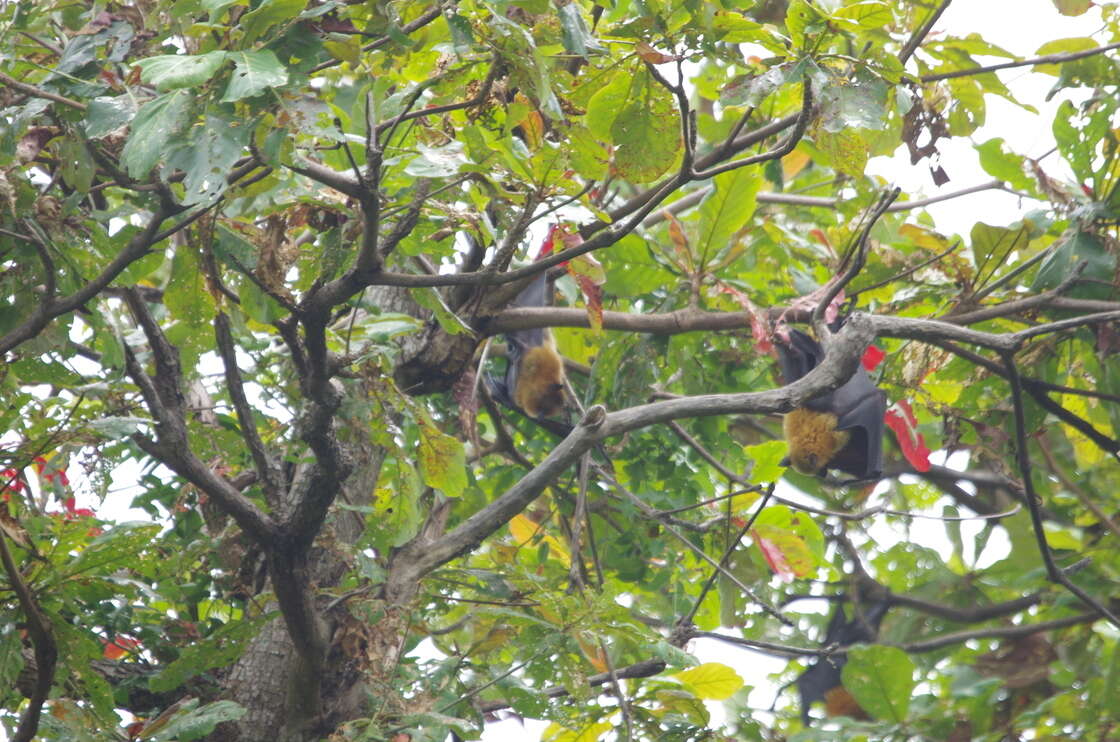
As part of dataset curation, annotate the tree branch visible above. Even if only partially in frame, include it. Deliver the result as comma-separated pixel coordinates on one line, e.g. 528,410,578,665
0,207,171,357
0,530,56,742
920,40,1120,83
1003,351,1120,628
898,0,952,65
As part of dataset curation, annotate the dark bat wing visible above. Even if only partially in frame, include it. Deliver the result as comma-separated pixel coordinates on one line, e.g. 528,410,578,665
796,655,845,725
797,600,890,724
825,377,887,479
777,329,824,386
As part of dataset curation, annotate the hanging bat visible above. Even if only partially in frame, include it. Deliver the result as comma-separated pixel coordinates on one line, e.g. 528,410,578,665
796,598,890,725
775,328,886,481
488,272,567,420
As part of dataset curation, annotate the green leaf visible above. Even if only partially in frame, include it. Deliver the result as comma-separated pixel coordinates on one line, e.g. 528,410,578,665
0,626,25,693
409,287,472,335
970,222,1030,280
121,90,193,179
744,440,786,484
976,137,1033,191
697,166,762,260
149,614,271,693
567,124,610,180
1052,0,1092,15
785,0,826,50
221,50,289,102
1032,231,1116,300
165,243,217,332
813,127,870,177
557,2,599,58
85,95,137,138
585,71,631,141
165,113,250,205
148,699,247,741
136,51,230,91
842,645,916,722
610,71,681,184
371,458,423,550
830,1,892,29
239,0,305,46
61,523,161,579
418,419,467,498
87,416,150,438
403,140,467,177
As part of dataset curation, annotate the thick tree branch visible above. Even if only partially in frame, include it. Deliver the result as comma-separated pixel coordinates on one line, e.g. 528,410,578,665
121,297,279,545
0,531,56,742
215,312,284,507
476,659,667,714
0,207,171,357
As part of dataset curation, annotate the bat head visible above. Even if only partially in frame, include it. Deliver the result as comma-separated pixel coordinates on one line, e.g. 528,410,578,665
783,408,851,477
533,381,566,418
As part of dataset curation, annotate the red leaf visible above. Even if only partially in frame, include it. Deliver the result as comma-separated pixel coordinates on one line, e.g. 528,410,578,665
752,530,794,582
539,224,562,258
102,635,142,660
861,344,885,371
714,282,772,352
885,400,931,472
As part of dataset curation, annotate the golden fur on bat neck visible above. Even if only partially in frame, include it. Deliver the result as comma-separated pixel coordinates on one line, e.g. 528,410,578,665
783,408,851,476
514,338,566,418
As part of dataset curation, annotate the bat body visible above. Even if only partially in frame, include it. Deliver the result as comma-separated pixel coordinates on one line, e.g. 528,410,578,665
796,599,890,725
489,273,567,419
776,328,886,481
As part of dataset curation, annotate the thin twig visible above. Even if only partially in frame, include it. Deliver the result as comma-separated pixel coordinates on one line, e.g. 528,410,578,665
680,484,776,627
850,240,960,299
1036,438,1120,542
0,70,86,110
813,187,901,329
921,40,1120,82
1003,351,1120,628
898,0,952,65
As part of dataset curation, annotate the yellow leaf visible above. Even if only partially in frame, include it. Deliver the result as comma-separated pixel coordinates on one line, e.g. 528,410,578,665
509,514,571,566
417,419,467,497
670,662,744,700
543,721,613,742
781,149,810,180
1062,391,1106,468
924,380,962,405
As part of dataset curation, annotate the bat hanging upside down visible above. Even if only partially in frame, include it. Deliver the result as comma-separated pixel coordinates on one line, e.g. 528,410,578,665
796,598,891,725
776,327,886,481
488,272,567,419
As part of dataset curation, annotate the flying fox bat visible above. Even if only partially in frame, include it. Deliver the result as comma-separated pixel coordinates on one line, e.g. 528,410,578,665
776,328,886,481
796,598,890,725
488,273,567,420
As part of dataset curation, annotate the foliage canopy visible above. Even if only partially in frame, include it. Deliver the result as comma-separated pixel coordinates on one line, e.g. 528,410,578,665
2,0,1120,740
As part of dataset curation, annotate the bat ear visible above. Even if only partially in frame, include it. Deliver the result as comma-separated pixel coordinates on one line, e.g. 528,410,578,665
780,455,791,467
